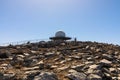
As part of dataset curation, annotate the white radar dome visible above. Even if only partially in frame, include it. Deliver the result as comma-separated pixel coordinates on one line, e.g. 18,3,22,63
55,31,66,37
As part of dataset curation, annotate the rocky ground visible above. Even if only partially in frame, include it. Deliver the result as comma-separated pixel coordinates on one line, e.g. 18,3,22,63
0,41,120,80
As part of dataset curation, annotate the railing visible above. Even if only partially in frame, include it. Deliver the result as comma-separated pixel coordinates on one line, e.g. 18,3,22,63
0,39,49,46
0,38,76,47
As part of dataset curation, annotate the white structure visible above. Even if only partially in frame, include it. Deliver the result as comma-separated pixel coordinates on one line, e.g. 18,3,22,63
55,31,66,37
49,31,71,41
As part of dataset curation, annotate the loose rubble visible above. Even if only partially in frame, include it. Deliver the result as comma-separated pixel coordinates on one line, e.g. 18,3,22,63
0,41,120,80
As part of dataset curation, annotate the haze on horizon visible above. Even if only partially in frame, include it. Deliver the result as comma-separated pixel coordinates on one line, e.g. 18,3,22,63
0,0,120,45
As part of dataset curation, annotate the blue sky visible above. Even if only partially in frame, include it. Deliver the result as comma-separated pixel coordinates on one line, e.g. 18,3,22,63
0,0,120,45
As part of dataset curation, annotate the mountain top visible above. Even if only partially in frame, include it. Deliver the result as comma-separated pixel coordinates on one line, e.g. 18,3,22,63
0,41,120,80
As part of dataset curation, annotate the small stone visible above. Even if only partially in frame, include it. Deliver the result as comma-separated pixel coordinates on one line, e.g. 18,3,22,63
0,72,3,79
51,65,58,69
24,53,30,56
67,69,87,80
45,52,55,58
102,54,113,61
34,72,58,80
71,64,84,72
99,59,112,67
87,74,102,80
100,59,112,64
4,73,15,78
0,53,9,58
23,58,33,67
31,51,37,54
58,66,69,71
89,64,99,69
96,49,102,52
60,60,66,64
85,61,94,65
39,63,45,70
109,68,117,74
27,71,40,80
87,57,93,61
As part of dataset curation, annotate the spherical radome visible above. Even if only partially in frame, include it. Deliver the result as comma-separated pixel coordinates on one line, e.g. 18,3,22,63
55,31,66,37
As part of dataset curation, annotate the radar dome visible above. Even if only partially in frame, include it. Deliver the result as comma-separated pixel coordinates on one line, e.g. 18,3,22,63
55,31,66,37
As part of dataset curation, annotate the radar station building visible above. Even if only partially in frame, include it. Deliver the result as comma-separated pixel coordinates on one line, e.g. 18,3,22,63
49,31,71,42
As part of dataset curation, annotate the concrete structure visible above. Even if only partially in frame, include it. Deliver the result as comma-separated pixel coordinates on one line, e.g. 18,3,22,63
49,31,71,42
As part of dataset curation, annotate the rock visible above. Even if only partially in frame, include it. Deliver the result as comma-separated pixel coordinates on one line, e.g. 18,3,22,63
89,64,99,69
23,58,33,67
90,47,95,50
57,66,69,71
45,64,52,69
0,72,16,80
99,59,112,68
28,55,41,60
104,72,112,80
86,46,90,49
96,49,102,52
51,65,58,69
102,54,113,61
0,41,120,80
45,52,56,58
23,66,39,71
69,55,81,60
60,60,66,64
3,73,15,79
67,69,87,80
84,61,94,65
87,69,94,74
71,64,85,72
66,58,72,61
27,72,40,80
34,72,58,80
87,57,94,61
0,53,9,58
31,51,37,54
0,73,3,79
109,68,117,74
24,53,30,56
87,74,102,80
58,55,65,60
10,55,24,67
39,63,45,70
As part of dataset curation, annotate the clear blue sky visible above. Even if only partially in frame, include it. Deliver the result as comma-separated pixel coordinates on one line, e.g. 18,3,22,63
0,0,120,45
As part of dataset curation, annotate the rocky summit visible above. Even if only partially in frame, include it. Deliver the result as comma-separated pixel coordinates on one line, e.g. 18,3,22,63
0,41,120,80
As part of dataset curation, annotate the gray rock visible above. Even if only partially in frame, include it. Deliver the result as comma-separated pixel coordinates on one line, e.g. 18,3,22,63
23,58,33,67
109,68,118,74
10,55,24,66
89,64,99,69
45,53,56,58
34,72,58,80
0,53,9,58
71,64,85,72
3,73,15,80
0,72,3,79
102,54,113,61
39,63,44,70
67,69,87,80
27,72,40,80
87,74,102,80
99,59,112,68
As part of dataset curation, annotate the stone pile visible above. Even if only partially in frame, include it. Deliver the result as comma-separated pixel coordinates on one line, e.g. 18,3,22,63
0,41,120,80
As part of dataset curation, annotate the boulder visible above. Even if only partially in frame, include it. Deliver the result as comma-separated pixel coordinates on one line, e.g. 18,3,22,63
45,53,56,58
34,72,58,80
67,69,87,80
0,53,9,58
71,64,85,72
87,74,102,80
99,59,112,68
